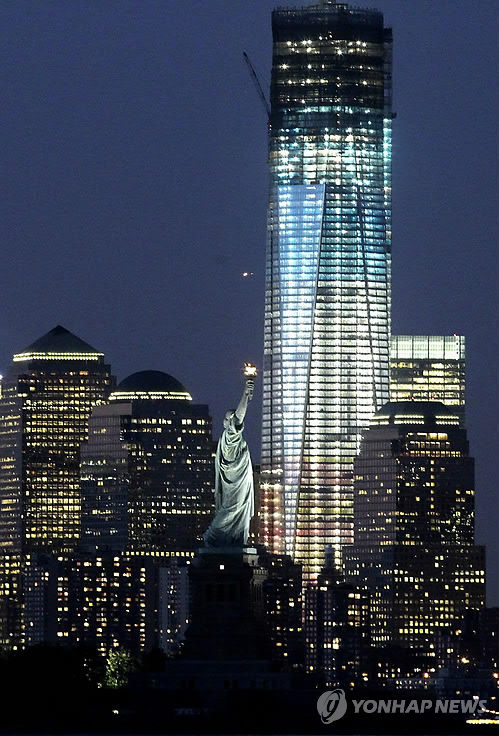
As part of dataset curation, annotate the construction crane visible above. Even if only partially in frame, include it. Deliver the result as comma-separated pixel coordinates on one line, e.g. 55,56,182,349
243,52,271,121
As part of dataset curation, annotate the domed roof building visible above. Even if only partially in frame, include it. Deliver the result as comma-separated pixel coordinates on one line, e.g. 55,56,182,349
82,367,213,563
109,370,192,402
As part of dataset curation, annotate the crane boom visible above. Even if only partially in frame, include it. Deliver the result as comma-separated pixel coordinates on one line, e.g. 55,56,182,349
243,52,271,120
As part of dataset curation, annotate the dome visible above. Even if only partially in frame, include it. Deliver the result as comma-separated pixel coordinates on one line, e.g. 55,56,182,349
109,370,192,402
371,401,459,427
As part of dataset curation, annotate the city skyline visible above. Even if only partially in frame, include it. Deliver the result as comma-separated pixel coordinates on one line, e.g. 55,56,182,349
0,0,496,601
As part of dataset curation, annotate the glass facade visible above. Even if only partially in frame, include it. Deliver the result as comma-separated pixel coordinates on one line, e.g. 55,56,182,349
390,335,466,424
261,2,392,580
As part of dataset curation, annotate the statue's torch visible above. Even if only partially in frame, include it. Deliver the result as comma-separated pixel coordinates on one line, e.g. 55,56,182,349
243,363,257,400
243,363,257,378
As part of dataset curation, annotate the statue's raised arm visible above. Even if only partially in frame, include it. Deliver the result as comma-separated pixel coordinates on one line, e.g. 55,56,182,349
203,364,257,550
234,375,254,426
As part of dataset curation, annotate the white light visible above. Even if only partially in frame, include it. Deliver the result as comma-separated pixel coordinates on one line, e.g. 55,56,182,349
13,351,103,362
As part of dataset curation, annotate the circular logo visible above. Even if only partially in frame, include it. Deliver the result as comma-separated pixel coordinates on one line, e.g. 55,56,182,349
317,689,348,724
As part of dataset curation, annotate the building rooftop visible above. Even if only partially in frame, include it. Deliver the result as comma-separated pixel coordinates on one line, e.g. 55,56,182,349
372,401,460,427
13,325,104,363
273,2,384,22
110,370,192,402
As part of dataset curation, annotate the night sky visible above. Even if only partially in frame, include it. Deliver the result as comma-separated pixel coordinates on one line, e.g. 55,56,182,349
0,1,497,602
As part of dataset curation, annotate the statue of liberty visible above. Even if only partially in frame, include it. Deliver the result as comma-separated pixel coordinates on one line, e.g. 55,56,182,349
203,365,256,549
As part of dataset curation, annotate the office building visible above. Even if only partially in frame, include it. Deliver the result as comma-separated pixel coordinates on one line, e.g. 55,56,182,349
480,608,499,671
305,566,369,687
158,558,191,656
344,401,485,660
81,370,214,557
21,369,214,655
0,326,114,648
0,554,21,648
259,551,304,669
261,1,393,580
23,551,157,654
0,325,114,554
390,335,465,423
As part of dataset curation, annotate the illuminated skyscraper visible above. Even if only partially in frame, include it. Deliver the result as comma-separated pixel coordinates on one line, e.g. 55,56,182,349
0,325,114,555
261,1,392,579
81,370,214,557
0,325,114,647
390,335,465,424
23,552,157,653
22,370,214,655
344,401,485,656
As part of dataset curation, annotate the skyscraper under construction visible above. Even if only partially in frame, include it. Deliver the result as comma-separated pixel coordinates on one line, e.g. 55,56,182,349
261,1,393,580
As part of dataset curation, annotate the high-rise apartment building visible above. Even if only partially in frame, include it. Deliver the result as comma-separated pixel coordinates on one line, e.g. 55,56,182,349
344,401,485,658
390,335,465,423
261,1,393,579
81,370,214,557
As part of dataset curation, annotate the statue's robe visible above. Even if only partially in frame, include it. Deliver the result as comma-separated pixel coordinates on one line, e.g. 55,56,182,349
203,414,254,548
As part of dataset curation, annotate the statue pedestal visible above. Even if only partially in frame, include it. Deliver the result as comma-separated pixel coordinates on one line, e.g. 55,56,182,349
180,547,270,661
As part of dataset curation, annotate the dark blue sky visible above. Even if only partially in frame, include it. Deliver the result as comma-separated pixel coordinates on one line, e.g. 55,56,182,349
0,1,497,602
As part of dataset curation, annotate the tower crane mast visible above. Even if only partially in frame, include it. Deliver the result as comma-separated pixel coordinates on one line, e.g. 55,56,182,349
243,52,271,120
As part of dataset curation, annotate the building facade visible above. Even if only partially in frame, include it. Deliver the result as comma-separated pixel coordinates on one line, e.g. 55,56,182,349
81,370,214,558
344,401,485,662
259,550,304,669
390,335,465,424
22,370,215,656
158,558,191,657
261,1,393,580
305,566,369,687
0,326,114,648
23,551,157,654
0,325,114,555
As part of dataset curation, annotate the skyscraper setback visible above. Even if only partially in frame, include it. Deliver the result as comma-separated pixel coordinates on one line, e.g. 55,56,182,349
390,335,466,425
261,1,392,579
